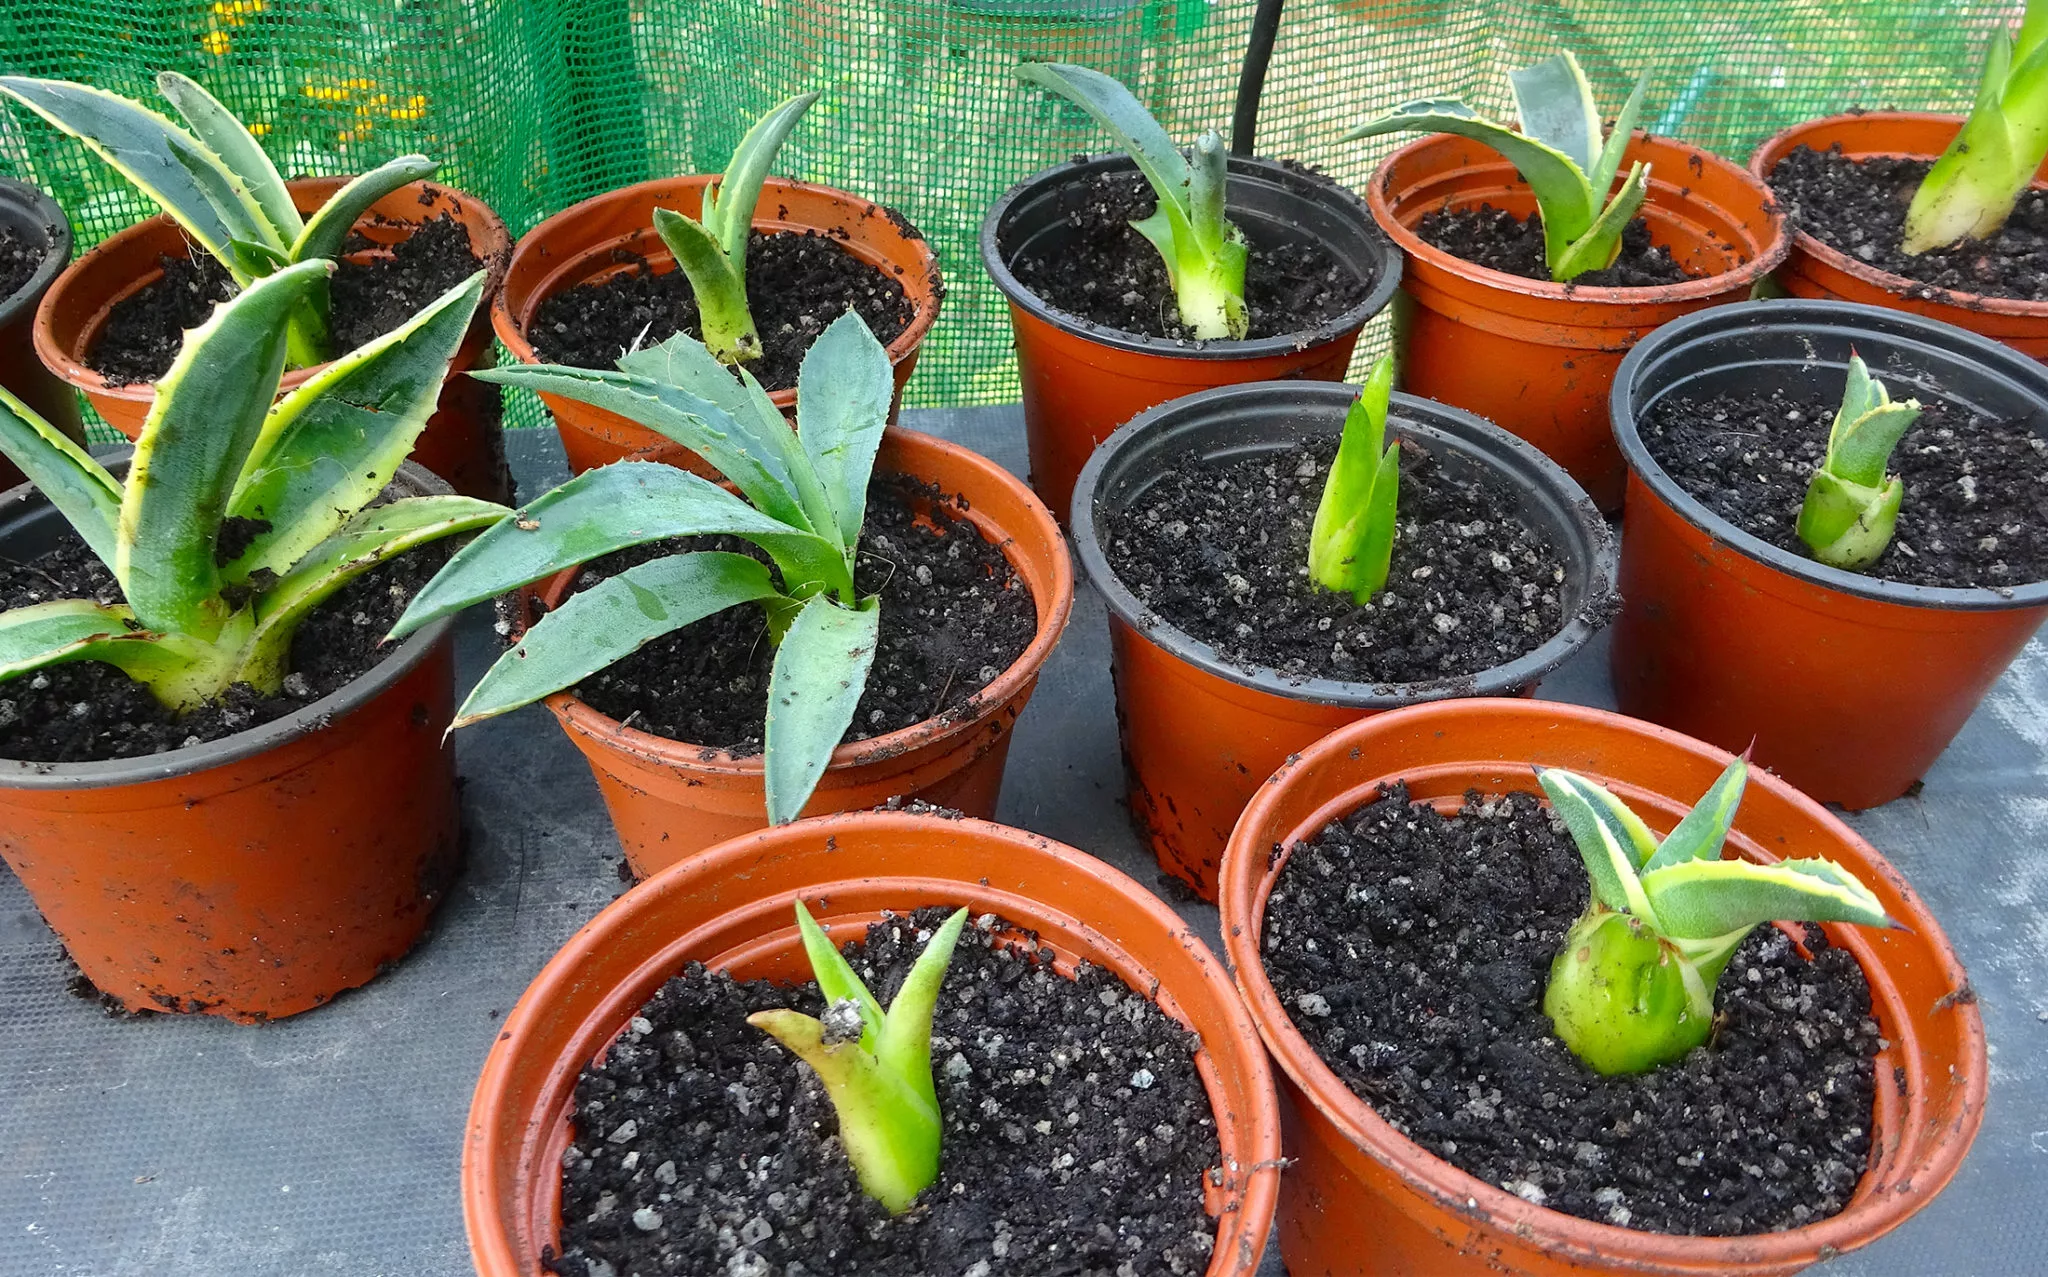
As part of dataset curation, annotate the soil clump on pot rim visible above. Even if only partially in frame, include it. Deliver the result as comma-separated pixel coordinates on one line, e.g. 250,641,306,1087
1005,167,1372,342
1100,438,1575,686
1641,384,2048,589
1262,782,1882,1237
557,473,1037,753
527,229,917,393
1416,204,1699,288
1768,145,2048,303
85,213,485,386
542,906,1223,1277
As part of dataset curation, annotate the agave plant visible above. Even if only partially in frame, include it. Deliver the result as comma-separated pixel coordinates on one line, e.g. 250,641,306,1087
1538,757,1894,1075
388,310,895,824
1018,62,1249,340
750,903,969,1212
1796,353,1923,571
650,90,821,365
1345,52,1651,283
1903,0,2048,254
1308,355,1401,604
0,72,439,367
0,261,502,712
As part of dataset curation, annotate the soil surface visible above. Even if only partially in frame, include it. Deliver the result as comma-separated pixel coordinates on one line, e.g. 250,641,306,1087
85,212,484,384
544,907,1222,1277
527,230,916,392
1005,167,1372,341
1642,385,2048,588
1101,439,1576,685
0,223,49,304
0,528,444,763
560,474,1037,752
1417,204,1697,287
1263,784,1882,1236
1769,146,2048,302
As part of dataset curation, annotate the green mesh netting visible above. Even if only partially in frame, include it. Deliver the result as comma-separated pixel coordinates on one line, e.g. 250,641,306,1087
0,0,2018,429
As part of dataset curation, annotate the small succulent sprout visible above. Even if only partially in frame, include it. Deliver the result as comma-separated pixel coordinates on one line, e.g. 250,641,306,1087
0,264,502,712
1796,353,1924,571
749,903,970,1213
1537,756,1895,1076
388,307,896,825
1902,0,2048,254
1017,62,1249,340
0,72,439,367
1308,355,1400,604
1344,51,1652,283
649,90,821,365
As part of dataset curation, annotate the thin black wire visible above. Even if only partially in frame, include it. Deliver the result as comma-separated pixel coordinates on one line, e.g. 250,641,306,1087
1232,0,1286,156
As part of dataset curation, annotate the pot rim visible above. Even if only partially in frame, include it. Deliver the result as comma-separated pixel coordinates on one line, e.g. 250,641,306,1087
1367,129,1791,304
0,176,72,324
31,175,513,405
488,173,944,394
539,425,1075,775
1217,696,1987,1268
1069,380,1617,708
462,809,1284,1277
977,151,1400,359
1611,297,2048,610
0,453,457,789
1749,109,2048,319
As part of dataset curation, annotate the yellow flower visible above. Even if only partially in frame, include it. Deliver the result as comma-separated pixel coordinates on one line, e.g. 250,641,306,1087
248,121,269,136
200,29,231,56
388,92,427,122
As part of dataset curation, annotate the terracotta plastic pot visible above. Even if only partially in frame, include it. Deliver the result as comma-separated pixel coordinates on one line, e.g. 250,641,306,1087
463,810,1281,1275
32,176,513,501
1218,697,1986,1277
1368,131,1789,512
492,175,942,474
0,177,83,491
982,153,1400,524
0,458,462,1021
1750,112,2048,357
1610,298,2048,809
528,427,1072,878
1070,380,1614,900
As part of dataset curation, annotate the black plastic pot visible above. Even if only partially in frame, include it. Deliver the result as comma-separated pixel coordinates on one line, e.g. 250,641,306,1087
1610,299,2048,809
980,153,1400,523
0,177,82,487
1069,379,1615,898
0,456,463,1021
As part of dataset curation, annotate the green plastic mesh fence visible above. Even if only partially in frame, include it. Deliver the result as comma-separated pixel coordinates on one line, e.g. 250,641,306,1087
0,0,2021,430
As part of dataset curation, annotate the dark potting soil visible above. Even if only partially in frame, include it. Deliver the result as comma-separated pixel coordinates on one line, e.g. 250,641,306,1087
1262,784,1882,1236
0,528,445,763
526,230,917,393
1100,439,1575,686
544,907,1222,1277
0,223,49,304
1642,385,2048,589
1416,204,1698,287
84,212,484,385
1005,168,1371,341
560,474,1036,753
1768,145,2048,302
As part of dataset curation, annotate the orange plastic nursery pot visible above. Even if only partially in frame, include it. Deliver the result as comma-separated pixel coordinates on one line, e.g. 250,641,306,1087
462,811,1282,1275
1367,131,1789,512
1609,299,2048,809
0,460,463,1022
981,153,1400,524
1217,698,1986,1277
1750,112,2048,357
526,427,1073,878
491,175,942,473
32,175,512,500
0,177,83,492
1070,380,1614,901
